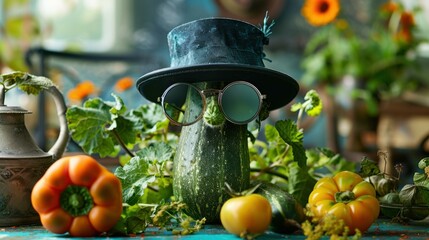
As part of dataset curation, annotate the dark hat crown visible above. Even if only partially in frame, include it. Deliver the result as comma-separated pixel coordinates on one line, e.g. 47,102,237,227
167,18,268,68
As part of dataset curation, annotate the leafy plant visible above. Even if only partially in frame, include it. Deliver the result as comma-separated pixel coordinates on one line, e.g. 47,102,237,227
0,0,40,72
300,0,428,114
66,88,356,234
0,71,54,105
249,90,355,206
360,154,429,221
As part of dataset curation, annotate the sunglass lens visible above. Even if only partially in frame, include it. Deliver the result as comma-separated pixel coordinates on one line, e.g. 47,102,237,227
163,84,203,125
221,83,261,124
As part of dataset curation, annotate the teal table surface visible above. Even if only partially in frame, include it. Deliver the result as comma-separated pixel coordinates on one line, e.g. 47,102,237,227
1,219,428,239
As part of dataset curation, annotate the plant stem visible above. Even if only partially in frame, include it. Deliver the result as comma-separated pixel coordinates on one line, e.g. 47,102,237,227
296,108,304,130
112,129,135,158
250,168,289,181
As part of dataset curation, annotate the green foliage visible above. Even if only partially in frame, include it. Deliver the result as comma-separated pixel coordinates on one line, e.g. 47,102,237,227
413,158,429,189
301,3,428,114
111,201,205,236
66,97,124,157
291,90,323,117
114,156,156,205
1,0,40,71
275,120,306,168
0,72,54,98
66,90,357,235
249,91,355,205
203,96,225,126
287,163,317,207
66,94,172,157
359,157,381,177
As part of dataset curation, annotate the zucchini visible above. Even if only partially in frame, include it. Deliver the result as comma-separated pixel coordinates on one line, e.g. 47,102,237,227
255,181,306,234
173,82,250,223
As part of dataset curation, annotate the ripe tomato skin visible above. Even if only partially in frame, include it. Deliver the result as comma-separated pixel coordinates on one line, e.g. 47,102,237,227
308,171,380,235
220,194,272,236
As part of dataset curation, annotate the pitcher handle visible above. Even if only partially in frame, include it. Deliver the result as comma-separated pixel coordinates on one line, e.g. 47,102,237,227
46,86,70,160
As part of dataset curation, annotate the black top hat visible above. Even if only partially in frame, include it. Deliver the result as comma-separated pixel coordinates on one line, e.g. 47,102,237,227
136,18,299,110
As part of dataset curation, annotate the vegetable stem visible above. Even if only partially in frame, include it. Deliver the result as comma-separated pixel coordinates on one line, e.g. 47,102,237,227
334,191,355,203
250,168,289,181
60,185,94,216
296,108,304,130
112,129,135,157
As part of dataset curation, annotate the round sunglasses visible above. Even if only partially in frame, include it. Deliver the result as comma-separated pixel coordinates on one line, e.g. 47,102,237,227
158,81,266,126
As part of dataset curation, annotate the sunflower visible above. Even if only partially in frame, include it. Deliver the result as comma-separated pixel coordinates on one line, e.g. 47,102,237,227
302,0,340,27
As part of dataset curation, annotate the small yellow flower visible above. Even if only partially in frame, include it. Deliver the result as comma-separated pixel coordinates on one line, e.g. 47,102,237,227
302,0,340,27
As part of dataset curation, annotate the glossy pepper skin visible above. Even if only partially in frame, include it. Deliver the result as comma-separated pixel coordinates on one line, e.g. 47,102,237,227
31,155,122,237
308,171,379,234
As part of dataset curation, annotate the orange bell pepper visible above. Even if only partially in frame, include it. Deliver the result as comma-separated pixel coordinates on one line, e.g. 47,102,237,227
31,155,122,237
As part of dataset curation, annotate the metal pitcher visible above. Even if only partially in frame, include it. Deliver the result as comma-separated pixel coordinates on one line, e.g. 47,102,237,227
0,86,69,226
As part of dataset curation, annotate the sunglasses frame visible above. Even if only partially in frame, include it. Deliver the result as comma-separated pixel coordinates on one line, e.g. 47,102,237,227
158,81,266,126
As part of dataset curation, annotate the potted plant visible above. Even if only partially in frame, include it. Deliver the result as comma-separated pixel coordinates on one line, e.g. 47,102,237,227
299,0,428,153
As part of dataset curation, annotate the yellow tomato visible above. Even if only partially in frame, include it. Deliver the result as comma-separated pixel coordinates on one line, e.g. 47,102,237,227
308,171,379,234
220,194,272,237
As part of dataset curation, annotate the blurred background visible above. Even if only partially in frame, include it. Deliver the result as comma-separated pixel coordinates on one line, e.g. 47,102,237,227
1,0,429,176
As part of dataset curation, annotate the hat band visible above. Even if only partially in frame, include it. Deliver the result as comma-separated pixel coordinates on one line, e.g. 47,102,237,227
170,46,265,67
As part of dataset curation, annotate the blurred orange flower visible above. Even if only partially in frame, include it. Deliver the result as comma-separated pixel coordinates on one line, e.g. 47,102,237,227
68,81,97,101
114,77,134,92
380,1,399,13
301,0,427,114
397,11,415,43
301,0,339,26
380,2,416,43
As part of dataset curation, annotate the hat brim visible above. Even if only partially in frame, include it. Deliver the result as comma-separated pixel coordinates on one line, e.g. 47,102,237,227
136,63,299,110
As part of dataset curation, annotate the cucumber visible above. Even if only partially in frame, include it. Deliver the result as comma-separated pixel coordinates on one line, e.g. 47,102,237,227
255,181,306,234
173,82,250,223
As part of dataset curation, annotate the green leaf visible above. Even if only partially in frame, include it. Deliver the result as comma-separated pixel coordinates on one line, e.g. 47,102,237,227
288,163,317,207
359,157,380,177
1,72,54,94
136,142,174,164
66,104,119,157
302,90,322,117
399,184,429,206
141,185,173,204
290,103,302,113
292,90,322,117
264,124,279,143
113,116,140,147
305,148,355,176
413,172,429,188
114,156,156,205
66,96,140,157
17,74,54,95
107,94,139,146
111,204,154,235
418,157,429,170
129,103,167,132
110,93,127,116
275,120,307,167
